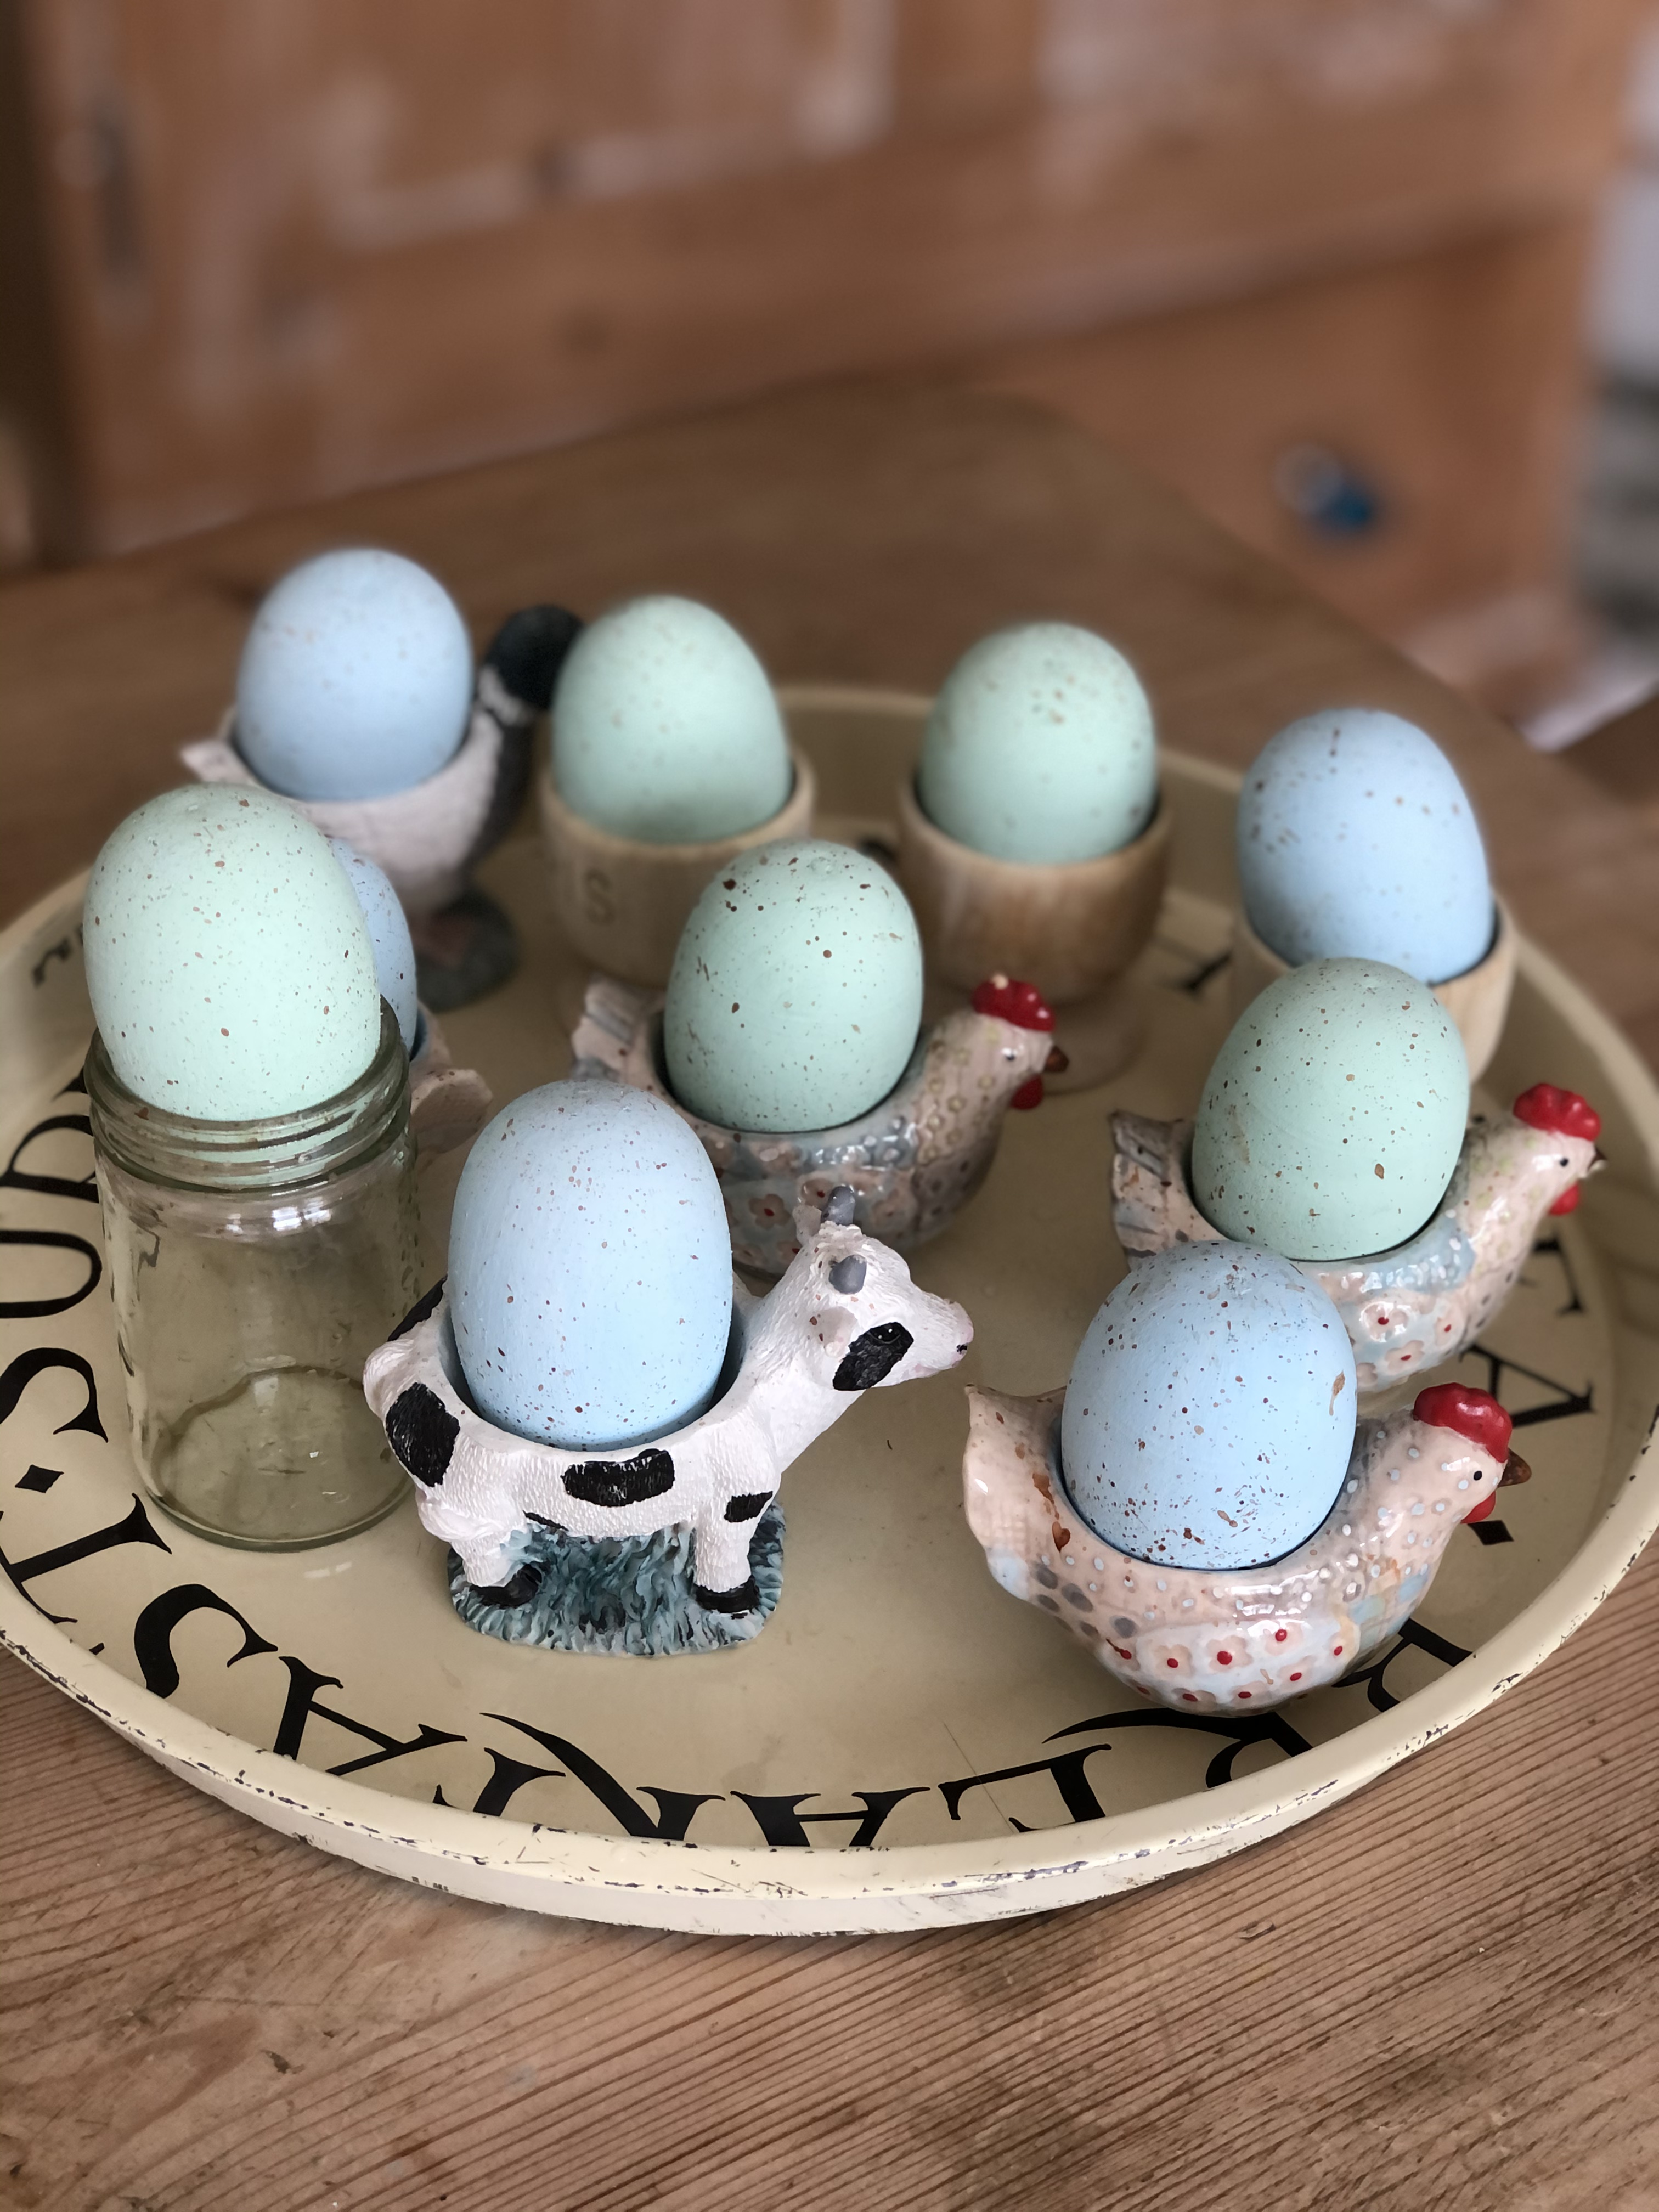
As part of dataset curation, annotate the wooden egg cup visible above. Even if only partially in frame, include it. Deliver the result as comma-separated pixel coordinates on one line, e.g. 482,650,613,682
1227,896,1516,1081
895,780,1170,1091
538,746,817,1001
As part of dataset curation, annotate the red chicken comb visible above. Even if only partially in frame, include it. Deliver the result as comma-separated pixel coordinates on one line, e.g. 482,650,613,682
971,975,1056,1032
1512,1084,1601,1144
1412,1383,1513,1464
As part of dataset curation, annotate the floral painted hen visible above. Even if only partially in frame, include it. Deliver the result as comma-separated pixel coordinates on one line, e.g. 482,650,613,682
1110,1084,1601,1394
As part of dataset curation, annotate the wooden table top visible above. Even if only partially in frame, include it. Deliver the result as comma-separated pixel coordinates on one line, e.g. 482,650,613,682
3,383,1656,2211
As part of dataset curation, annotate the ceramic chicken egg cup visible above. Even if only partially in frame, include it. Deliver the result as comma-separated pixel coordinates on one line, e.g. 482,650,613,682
571,973,1065,1276
364,1189,972,1655
183,605,579,1012
895,781,1170,1091
538,747,817,994
1109,1083,1602,1397
1227,896,1517,1083
964,1379,1528,1712
407,1010,492,1160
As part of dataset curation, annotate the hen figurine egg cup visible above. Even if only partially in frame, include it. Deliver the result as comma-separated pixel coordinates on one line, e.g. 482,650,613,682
1110,1083,1602,1397
539,747,819,993
896,779,1170,1091
184,605,579,1011
964,1379,1529,1713
1227,895,1518,1082
364,1189,972,1655
571,972,1066,1275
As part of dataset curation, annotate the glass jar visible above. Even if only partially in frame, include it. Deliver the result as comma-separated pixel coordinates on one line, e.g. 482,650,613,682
86,1005,420,1548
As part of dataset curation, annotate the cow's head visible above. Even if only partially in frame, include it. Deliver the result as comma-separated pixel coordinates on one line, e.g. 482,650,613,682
790,1186,973,1390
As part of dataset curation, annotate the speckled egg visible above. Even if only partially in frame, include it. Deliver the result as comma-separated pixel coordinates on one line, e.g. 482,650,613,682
917,623,1157,864
85,787,381,1120
551,596,792,843
236,549,473,802
664,840,923,1133
448,1081,733,1451
1236,707,1493,983
328,839,419,1053
1192,957,1469,1262
1060,1240,1356,1570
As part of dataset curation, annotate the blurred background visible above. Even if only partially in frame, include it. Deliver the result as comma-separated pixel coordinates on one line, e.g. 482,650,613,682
3,0,1657,738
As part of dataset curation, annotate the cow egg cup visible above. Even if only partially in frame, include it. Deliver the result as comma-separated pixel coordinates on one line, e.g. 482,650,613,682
1110,1084,1602,1397
896,779,1170,1091
1228,896,1517,1083
184,605,580,1012
539,747,818,996
571,974,1064,1277
964,1380,1529,1712
364,1188,973,1656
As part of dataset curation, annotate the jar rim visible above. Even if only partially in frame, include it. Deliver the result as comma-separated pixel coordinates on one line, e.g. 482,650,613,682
87,1002,409,1193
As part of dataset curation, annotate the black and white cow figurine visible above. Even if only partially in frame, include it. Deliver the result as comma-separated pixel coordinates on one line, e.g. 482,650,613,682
363,1188,973,1617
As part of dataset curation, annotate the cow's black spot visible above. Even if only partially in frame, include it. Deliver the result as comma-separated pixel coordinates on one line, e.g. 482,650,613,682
695,1576,760,1615
724,1491,772,1523
470,1562,545,1609
389,1279,445,1340
386,1384,458,1486
833,1322,913,1391
563,1449,676,1509
483,603,583,712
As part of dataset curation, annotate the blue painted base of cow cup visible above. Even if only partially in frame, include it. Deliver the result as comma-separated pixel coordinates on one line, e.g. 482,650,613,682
447,1505,787,1656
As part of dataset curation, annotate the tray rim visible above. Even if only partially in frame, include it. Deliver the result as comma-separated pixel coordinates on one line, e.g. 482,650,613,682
3,736,1657,1936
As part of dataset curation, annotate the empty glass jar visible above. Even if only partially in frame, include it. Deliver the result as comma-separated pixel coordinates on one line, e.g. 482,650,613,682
86,1005,420,1548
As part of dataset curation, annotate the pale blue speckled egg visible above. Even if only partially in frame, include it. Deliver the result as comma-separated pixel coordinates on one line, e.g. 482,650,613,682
917,623,1156,864
85,787,381,1120
1060,1240,1356,1571
1237,707,1493,984
236,549,473,802
551,596,792,843
1192,958,1469,1262
328,839,419,1053
448,1081,733,1451
664,840,923,1133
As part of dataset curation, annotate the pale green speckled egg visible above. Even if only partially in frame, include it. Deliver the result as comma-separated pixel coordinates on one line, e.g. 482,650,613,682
664,840,923,1133
1191,957,1468,1262
86,787,382,1121
918,623,1156,864
551,596,792,843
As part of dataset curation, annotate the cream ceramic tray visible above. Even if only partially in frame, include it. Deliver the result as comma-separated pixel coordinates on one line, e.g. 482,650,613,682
3,687,1657,1936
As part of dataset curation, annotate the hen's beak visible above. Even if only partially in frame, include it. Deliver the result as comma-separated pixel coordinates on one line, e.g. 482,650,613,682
1045,1044,1069,1075
1499,1449,1532,1488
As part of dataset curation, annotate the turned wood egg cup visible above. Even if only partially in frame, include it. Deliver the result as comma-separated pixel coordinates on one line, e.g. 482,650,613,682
1228,896,1517,1081
895,777,1170,1091
538,747,818,991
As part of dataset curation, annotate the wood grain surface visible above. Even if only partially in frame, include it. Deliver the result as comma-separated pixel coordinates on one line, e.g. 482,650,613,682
2,383,1657,2211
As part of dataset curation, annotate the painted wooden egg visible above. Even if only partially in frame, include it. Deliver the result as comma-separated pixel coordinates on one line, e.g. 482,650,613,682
447,1080,733,1452
1191,957,1469,1262
236,548,473,802
1060,1240,1357,1570
917,622,1156,864
550,595,792,843
84,787,381,1121
1235,707,1493,984
663,839,923,1133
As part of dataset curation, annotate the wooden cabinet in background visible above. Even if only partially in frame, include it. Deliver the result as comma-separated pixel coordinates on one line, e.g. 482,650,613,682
1,0,1646,697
